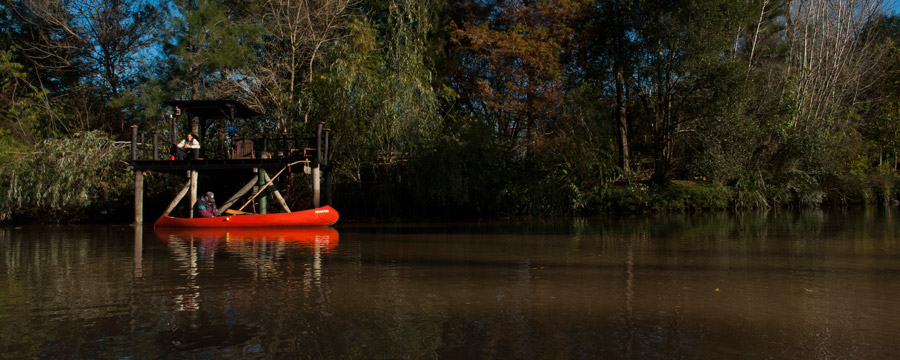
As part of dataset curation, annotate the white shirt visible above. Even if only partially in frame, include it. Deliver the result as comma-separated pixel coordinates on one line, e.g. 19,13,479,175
178,138,200,150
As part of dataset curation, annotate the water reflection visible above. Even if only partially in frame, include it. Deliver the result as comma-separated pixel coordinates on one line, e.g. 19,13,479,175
156,227,338,276
154,227,339,311
1,211,900,358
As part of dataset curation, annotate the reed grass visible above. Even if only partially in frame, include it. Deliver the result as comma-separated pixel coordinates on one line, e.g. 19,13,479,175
0,131,132,222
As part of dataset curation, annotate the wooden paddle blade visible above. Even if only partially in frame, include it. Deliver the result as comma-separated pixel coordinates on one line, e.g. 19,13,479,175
224,209,254,215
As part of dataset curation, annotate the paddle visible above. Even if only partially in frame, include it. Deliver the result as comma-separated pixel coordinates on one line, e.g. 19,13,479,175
224,209,254,216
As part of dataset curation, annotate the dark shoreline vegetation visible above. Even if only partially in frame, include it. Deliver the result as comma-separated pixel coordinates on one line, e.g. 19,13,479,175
4,1,900,223
0,131,895,224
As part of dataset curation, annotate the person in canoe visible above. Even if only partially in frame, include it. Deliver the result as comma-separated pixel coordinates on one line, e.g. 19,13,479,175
197,191,219,218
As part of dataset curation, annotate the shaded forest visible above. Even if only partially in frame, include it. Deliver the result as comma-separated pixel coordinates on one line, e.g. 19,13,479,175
4,0,900,222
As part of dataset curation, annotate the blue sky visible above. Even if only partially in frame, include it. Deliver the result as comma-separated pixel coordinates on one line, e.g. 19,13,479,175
891,0,900,15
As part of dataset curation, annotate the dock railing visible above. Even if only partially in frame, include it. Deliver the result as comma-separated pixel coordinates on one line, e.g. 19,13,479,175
128,125,162,161
129,125,319,162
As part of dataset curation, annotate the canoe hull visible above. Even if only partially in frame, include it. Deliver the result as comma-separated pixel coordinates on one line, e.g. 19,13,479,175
154,227,340,251
153,205,339,228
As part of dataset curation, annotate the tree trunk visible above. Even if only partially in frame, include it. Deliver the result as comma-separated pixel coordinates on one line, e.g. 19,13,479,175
612,0,632,174
190,65,200,136
615,68,631,173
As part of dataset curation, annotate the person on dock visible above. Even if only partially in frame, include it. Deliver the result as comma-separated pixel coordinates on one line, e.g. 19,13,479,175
176,133,200,160
197,192,219,217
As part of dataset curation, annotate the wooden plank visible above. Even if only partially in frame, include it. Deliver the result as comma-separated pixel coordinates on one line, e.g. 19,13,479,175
219,176,258,213
162,179,192,216
129,158,310,172
264,173,291,213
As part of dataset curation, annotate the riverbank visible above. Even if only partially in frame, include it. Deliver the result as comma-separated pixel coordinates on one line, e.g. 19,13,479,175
2,132,897,224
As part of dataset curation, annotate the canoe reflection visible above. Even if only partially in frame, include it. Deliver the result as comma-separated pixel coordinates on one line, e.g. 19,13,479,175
151,227,339,343
154,227,339,251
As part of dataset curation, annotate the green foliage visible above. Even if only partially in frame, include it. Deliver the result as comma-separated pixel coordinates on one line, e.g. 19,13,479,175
166,0,262,99
626,0,751,183
732,170,769,209
0,47,50,143
315,1,445,179
5,0,900,221
403,117,492,212
0,128,27,169
685,58,754,184
0,131,132,222
587,183,653,214
584,181,731,214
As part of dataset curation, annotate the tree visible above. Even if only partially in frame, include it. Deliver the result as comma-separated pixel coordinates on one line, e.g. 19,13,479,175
626,0,748,183
248,0,351,133
16,0,163,135
450,0,584,153
165,0,261,136
592,0,636,174
782,0,886,131
863,15,900,168
317,0,445,171
726,0,890,206
0,47,48,146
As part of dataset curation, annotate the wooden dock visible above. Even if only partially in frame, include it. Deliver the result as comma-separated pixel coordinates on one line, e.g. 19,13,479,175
128,100,332,224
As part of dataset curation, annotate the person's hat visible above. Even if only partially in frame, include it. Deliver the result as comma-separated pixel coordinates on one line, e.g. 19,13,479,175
205,191,214,200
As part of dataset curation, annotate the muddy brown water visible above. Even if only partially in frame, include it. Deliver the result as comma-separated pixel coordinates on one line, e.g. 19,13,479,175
2,209,899,358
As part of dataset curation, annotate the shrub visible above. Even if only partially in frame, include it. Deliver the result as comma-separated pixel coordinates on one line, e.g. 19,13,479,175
0,131,132,222
583,181,731,214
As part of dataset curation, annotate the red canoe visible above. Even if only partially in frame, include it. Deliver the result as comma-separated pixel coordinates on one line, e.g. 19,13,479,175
153,205,339,228
154,227,340,251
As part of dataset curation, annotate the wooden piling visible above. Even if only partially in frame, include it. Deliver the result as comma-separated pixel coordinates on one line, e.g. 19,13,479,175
152,131,158,160
313,123,323,208
312,167,321,208
171,107,180,144
272,189,291,212
134,170,143,224
258,168,268,214
189,170,197,218
131,125,138,160
323,129,332,206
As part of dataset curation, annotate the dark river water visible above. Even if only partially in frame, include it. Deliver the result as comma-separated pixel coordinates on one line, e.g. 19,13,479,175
2,209,900,359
